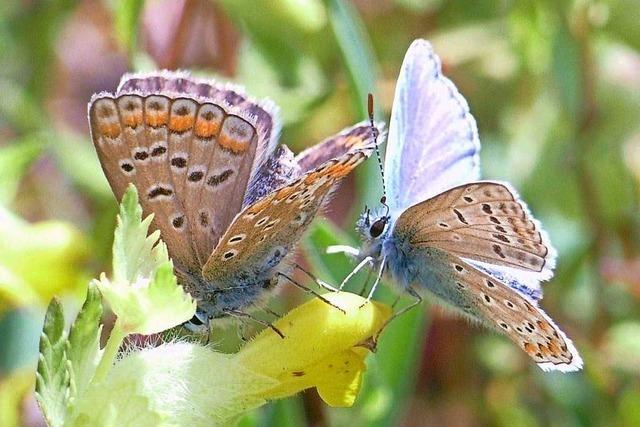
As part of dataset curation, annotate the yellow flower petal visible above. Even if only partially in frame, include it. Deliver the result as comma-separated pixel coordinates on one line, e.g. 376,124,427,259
236,292,392,406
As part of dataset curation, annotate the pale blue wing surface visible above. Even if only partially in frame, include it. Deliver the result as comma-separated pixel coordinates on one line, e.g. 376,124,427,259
385,39,480,214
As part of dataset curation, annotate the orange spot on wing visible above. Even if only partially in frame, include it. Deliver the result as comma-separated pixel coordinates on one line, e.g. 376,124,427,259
219,133,249,153
247,199,268,214
523,342,535,355
537,343,552,356
98,122,121,138
537,320,552,333
195,118,221,138
169,115,195,132
275,186,296,201
327,161,354,178
122,111,143,128
547,341,561,355
304,172,320,185
146,111,168,127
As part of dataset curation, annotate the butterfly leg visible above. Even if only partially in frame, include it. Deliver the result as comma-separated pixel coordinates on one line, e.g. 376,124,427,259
326,245,361,257
293,263,338,292
357,268,374,297
360,256,386,307
223,309,285,339
277,272,346,314
339,256,374,291
390,294,402,309
264,307,282,319
375,288,423,340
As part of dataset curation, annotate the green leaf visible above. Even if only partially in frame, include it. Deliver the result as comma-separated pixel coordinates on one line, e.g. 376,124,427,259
0,137,43,205
112,185,167,284
604,322,640,374
618,387,640,427
50,130,112,200
325,0,383,207
219,0,327,84
326,0,378,118
551,17,582,126
236,43,328,125
35,298,70,427
67,283,103,401
114,0,145,59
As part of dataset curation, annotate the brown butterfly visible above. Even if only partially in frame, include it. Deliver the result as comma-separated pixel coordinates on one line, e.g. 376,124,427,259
89,71,378,331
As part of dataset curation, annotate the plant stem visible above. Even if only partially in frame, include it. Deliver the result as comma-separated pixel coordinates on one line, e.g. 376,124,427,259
92,320,127,384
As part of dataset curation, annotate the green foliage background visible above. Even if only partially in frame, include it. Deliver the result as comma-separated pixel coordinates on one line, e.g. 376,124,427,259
1,0,640,425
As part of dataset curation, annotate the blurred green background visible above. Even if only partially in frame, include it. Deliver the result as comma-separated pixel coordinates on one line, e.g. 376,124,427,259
1,0,640,426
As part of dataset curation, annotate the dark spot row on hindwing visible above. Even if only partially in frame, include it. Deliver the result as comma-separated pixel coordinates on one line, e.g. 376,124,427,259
453,208,468,225
207,169,234,187
120,161,134,173
172,215,185,229
151,145,167,157
171,156,187,168
188,171,204,182
134,150,149,161
148,185,173,199
492,244,506,258
493,233,510,243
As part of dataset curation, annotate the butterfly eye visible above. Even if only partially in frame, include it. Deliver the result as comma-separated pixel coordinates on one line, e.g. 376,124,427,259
369,218,387,238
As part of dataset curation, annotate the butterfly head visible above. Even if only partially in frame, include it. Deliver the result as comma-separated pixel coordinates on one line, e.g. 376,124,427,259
357,197,391,246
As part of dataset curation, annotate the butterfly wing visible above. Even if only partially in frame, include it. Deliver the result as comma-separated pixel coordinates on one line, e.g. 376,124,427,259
385,242,581,372
385,39,480,213
89,71,278,275
202,123,377,283
392,182,556,297
294,121,384,172
243,145,301,208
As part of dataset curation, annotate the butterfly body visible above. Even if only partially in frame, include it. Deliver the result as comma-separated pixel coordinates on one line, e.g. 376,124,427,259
349,40,582,372
89,71,377,326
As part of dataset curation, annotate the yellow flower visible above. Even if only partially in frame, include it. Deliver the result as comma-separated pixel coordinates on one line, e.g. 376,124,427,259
237,291,391,407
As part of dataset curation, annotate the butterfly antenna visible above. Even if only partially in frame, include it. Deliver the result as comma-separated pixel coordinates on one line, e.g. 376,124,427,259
368,93,388,217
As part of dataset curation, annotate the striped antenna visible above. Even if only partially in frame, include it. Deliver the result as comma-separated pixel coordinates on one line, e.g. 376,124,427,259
368,93,389,214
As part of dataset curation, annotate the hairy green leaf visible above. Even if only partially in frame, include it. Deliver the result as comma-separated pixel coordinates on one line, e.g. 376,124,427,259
35,298,70,427
67,283,104,401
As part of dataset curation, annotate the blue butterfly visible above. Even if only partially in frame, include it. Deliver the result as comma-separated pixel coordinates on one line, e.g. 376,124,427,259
334,39,582,372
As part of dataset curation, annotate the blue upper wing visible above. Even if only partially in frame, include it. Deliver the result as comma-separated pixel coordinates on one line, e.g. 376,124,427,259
385,39,481,214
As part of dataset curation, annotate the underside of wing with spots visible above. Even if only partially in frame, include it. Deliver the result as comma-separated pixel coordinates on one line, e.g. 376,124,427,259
88,71,279,277
395,181,557,299
442,252,581,372
202,122,378,283
397,246,582,372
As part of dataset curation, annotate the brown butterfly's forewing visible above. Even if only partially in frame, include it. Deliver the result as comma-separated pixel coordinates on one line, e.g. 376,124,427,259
202,123,378,284
89,72,277,276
